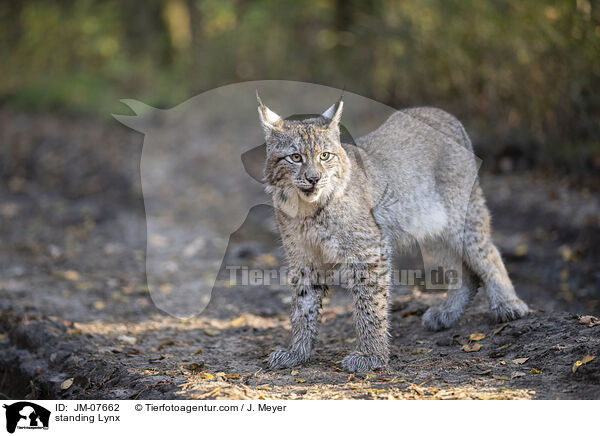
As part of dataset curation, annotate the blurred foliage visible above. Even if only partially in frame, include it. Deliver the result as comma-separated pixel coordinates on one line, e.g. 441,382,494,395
0,0,599,174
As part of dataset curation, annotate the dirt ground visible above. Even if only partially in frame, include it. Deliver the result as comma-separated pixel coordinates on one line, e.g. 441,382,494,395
0,110,598,400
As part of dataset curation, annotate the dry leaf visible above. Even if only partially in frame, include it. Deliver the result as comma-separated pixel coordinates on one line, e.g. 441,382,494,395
203,328,220,337
512,357,529,365
582,355,595,364
492,324,507,336
497,343,511,351
511,371,526,379
61,378,74,390
469,333,485,342
194,349,203,355
296,378,306,383
531,368,540,374
185,362,205,372
118,335,137,345
474,369,492,375
572,355,595,373
349,386,359,390
224,374,240,380
578,315,600,327
411,347,428,355
200,372,215,380
256,386,269,390
290,370,299,376
461,343,482,352
63,270,80,281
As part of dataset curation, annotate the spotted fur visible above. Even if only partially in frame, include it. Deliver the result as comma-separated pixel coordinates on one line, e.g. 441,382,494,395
258,97,529,372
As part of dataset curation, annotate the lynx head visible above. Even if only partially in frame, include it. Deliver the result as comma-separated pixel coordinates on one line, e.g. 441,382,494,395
257,94,350,214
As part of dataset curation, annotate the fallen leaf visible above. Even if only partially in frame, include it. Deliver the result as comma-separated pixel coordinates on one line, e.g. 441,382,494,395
92,301,105,310
493,375,510,381
469,333,485,342
474,369,492,375
200,372,215,380
61,378,73,390
582,355,595,364
492,324,507,336
157,340,174,350
224,374,240,380
531,368,540,374
365,373,376,380
497,343,511,351
296,378,306,383
349,386,359,390
461,343,482,352
194,349,203,355
63,270,80,281
256,386,269,390
203,328,220,337
185,362,205,372
578,315,600,327
572,355,595,373
290,370,299,376
512,357,529,365
411,347,428,355
118,335,137,345
511,371,526,379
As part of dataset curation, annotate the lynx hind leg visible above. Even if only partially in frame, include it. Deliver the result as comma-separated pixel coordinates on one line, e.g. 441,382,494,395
464,238,529,322
422,266,479,331
421,242,479,331
461,192,529,322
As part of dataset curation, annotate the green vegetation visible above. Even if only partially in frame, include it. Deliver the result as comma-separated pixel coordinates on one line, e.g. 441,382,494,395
1,0,598,172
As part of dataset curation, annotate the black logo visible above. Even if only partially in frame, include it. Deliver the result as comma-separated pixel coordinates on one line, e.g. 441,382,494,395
2,402,50,433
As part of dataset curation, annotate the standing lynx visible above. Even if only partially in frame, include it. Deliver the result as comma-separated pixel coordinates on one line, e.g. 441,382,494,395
257,94,529,372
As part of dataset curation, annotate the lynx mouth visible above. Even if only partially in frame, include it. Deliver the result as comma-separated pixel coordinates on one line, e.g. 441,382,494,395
300,186,317,195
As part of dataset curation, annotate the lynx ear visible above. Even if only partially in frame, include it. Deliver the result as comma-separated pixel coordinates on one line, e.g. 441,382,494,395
256,91,282,137
322,100,343,128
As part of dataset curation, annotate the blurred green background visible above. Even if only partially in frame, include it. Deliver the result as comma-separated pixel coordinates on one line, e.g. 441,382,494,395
1,0,599,178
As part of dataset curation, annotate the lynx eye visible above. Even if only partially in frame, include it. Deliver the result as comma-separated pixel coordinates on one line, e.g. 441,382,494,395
286,153,303,164
319,152,332,161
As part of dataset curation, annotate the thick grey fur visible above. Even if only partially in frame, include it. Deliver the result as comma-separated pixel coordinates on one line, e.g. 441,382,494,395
258,95,529,372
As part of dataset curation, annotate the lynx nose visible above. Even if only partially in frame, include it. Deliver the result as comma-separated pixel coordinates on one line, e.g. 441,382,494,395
306,176,320,185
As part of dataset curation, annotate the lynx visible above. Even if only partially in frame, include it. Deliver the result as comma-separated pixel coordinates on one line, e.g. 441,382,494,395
257,94,529,372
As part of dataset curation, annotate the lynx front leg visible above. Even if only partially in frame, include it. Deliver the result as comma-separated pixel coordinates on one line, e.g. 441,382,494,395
268,270,324,369
341,257,390,373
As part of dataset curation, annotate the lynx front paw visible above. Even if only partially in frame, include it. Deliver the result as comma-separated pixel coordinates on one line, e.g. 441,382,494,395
268,349,309,369
491,298,529,322
422,306,461,331
341,353,387,373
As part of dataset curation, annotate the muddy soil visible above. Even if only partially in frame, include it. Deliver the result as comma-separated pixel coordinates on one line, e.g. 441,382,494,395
0,110,598,400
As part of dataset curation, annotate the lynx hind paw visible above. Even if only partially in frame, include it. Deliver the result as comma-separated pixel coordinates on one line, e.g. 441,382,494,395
341,353,387,373
422,306,462,331
491,298,530,323
268,349,308,369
